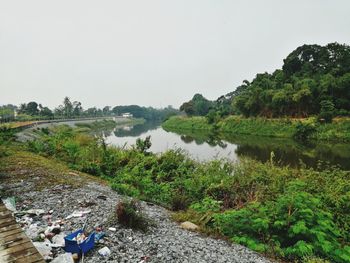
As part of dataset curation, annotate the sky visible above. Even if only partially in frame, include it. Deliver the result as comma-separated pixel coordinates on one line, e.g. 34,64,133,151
0,0,350,109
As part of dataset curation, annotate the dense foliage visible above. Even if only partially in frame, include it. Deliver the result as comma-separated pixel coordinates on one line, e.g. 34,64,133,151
112,105,178,121
1,97,179,123
163,116,350,142
24,126,350,262
178,43,350,121
233,43,350,118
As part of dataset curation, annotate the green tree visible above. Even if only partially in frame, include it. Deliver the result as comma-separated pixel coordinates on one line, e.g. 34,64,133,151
318,100,335,123
63,97,73,118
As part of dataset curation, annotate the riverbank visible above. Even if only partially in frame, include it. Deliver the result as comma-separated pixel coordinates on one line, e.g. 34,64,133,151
162,116,350,142
1,125,349,262
0,147,271,263
14,117,144,142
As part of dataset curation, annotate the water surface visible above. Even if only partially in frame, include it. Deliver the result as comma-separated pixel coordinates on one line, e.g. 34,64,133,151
104,121,350,170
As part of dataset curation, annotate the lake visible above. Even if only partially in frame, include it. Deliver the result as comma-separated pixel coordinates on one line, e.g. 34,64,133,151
104,121,350,170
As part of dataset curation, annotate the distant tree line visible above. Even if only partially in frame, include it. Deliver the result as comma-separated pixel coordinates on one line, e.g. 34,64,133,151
112,105,178,121
0,97,179,123
180,42,350,123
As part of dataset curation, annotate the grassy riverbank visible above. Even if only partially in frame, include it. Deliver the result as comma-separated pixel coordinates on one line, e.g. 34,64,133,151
1,125,349,262
74,118,145,131
162,116,350,142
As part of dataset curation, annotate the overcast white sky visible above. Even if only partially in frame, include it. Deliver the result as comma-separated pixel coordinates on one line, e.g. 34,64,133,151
0,0,349,109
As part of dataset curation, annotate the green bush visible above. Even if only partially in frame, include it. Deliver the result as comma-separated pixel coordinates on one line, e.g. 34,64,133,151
318,100,335,123
190,197,222,213
214,182,350,262
293,122,317,141
0,126,15,145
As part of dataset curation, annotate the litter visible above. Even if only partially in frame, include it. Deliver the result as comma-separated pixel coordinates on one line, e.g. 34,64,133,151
2,197,17,212
73,232,88,244
65,210,91,219
44,224,61,237
95,231,105,242
64,229,95,254
108,227,117,232
98,246,111,257
27,208,46,216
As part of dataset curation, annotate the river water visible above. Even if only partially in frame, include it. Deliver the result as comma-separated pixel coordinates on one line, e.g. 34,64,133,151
104,121,350,170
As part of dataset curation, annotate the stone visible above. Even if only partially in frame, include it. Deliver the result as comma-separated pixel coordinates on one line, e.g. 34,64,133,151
33,241,52,260
51,253,74,263
52,232,65,247
180,221,199,231
98,246,111,257
26,209,46,216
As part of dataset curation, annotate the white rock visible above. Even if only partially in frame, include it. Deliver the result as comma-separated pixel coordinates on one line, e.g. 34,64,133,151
98,246,111,257
51,253,74,263
52,233,65,247
33,241,52,259
180,221,199,231
25,224,43,239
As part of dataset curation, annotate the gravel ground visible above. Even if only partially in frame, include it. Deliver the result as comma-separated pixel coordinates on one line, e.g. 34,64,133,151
6,179,273,263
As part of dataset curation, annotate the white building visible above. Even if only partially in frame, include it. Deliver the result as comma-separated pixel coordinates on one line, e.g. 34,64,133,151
122,113,133,118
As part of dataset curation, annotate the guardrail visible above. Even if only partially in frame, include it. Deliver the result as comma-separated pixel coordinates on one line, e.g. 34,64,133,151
6,117,115,131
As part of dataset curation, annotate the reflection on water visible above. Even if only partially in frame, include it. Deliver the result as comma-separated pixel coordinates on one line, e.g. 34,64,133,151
104,121,350,170
114,121,159,137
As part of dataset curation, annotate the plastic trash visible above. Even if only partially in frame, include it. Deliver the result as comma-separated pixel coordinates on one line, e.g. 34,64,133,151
27,208,46,216
64,229,95,254
98,246,111,257
65,210,91,219
95,231,105,241
2,197,16,212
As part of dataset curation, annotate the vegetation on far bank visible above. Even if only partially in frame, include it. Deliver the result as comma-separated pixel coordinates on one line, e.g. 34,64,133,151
1,125,348,262
1,96,178,124
174,43,350,142
162,115,350,142
179,43,350,121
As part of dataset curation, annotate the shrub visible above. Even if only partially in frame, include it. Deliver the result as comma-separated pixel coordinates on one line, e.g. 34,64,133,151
0,126,15,145
318,100,335,123
111,183,140,197
214,181,350,262
135,136,152,154
293,122,316,141
115,200,149,231
190,197,222,213
170,192,191,211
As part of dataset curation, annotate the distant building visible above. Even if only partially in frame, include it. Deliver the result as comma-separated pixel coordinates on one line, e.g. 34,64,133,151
122,113,133,118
